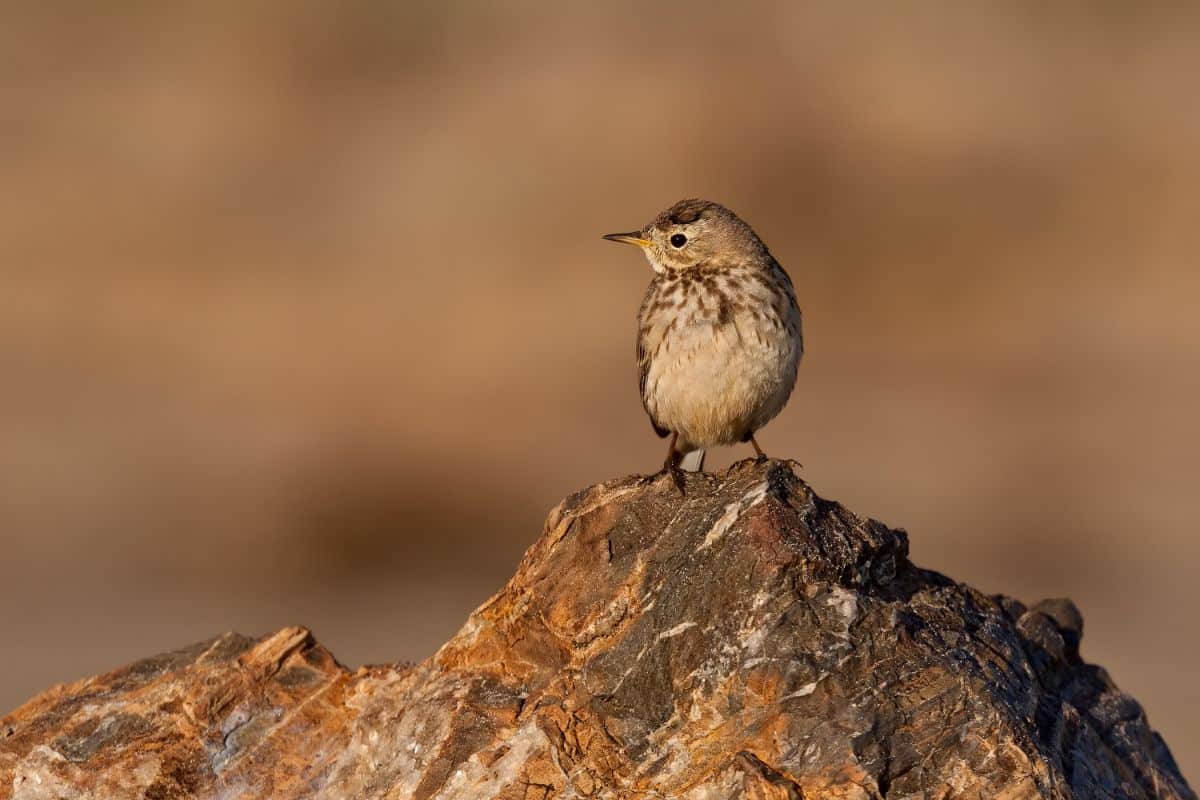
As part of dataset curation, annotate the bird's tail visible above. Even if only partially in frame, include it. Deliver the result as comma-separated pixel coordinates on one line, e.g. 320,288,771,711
678,449,706,472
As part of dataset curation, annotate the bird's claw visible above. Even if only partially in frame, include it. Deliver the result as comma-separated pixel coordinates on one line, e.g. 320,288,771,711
655,462,686,495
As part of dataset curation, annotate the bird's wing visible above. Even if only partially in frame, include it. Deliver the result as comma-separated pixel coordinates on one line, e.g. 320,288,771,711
637,335,670,438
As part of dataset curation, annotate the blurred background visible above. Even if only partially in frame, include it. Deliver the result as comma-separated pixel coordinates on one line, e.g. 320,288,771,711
2,0,1197,780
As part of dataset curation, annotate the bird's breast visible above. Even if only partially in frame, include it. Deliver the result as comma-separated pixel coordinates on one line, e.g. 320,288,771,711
638,276,801,448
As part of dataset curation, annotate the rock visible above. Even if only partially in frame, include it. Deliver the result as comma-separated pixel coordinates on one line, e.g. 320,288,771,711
1,460,1194,799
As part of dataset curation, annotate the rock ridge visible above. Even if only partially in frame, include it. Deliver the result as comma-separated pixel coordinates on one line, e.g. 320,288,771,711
1,460,1193,799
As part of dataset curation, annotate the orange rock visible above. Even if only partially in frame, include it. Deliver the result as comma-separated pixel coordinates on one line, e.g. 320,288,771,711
1,462,1194,798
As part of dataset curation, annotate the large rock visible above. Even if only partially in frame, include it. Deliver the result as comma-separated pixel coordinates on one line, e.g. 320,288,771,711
1,461,1193,799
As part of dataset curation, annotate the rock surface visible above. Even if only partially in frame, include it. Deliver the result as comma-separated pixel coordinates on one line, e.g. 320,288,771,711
1,461,1194,799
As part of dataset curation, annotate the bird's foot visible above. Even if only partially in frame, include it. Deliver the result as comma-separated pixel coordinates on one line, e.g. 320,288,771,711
668,463,686,494
655,460,686,494
646,465,686,494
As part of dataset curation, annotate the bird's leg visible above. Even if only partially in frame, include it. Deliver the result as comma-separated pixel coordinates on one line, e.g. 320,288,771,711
663,432,686,493
663,432,680,470
748,434,767,462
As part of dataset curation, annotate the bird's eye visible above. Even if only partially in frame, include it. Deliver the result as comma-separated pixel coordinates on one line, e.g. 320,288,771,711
670,233,687,248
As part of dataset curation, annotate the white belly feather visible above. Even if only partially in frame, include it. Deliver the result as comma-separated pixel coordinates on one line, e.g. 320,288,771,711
643,311,800,451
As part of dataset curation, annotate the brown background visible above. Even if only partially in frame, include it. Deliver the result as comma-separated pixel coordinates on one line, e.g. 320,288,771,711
2,1,1197,782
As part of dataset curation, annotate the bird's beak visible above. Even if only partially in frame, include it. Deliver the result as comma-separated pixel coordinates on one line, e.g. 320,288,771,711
602,231,651,248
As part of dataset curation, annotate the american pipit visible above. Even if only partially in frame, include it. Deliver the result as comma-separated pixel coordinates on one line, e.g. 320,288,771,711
604,199,802,487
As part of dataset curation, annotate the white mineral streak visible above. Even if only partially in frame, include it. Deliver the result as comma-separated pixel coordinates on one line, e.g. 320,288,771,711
213,782,256,800
12,747,74,800
612,620,701,695
657,621,699,641
683,771,742,800
576,557,654,647
660,742,693,781
324,673,438,799
740,624,768,656
781,681,818,700
826,586,859,628
12,749,164,800
699,481,768,549
750,589,773,611
575,596,630,645
434,719,555,800
726,591,780,670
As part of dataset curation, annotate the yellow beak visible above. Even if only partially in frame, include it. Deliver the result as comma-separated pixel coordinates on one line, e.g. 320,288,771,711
602,231,651,248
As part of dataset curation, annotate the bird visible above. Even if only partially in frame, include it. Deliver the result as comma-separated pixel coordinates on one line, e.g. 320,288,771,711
604,198,802,488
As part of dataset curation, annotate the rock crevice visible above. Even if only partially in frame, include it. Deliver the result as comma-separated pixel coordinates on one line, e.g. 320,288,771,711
1,461,1194,799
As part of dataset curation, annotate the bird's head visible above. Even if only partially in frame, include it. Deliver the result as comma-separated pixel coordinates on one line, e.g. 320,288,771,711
604,198,766,275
